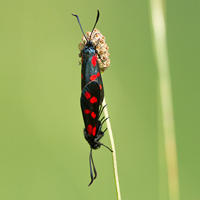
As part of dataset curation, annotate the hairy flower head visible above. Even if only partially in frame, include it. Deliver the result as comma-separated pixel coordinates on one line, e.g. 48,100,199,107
78,29,110,72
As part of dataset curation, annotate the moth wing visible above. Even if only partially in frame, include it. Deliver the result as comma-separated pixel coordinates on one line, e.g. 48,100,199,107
80,81,101,136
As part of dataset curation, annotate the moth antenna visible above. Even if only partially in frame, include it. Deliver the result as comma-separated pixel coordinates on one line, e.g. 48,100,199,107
88,148,94,186
91,150,97,180
88,148,97,186
95,38,100,48
90,10,100,40
72,13,88,42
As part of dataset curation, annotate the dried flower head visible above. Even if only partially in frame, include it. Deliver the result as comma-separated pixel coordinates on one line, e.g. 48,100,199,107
78,29,110,72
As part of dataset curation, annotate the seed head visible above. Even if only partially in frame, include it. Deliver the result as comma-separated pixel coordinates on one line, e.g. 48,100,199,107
78,29,110,72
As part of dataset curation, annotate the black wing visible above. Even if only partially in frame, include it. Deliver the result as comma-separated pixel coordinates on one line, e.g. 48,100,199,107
81,54,104,104
81,81,100,137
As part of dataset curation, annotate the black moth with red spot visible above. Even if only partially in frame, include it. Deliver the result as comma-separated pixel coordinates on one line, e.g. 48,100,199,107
72,10,112,186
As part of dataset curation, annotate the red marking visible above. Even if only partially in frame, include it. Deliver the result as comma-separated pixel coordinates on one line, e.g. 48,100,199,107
92,126,96,136
84,109,91,114
85,91,91,99
91,112,96,118
99,85,102,89
97,72,100,77
90,74,97,81
90,96,97,103
81,73,83,79
91,55,96,66
95,54,98,60
87,124,93,135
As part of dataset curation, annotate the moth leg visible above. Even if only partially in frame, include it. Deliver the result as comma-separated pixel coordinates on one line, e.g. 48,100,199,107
101,117,110,125
98,104,107,119
95,132,104,141
95,141,113,152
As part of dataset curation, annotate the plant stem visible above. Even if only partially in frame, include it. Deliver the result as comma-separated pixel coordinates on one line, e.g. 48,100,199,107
102,98,121,200
149,0,180,200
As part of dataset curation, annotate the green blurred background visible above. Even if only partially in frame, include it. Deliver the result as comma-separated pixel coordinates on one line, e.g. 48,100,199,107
1,0,200,199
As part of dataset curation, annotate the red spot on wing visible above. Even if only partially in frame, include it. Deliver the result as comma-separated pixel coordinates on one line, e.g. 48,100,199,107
91,112,96,118
85,91,91,99
90,74,97,81
90,96,97,103
87,124,93,135
91,55,96,66
84,109,91,114
99,85,102,89
97,72,100,77
92,126,96,136
81,73,83,79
